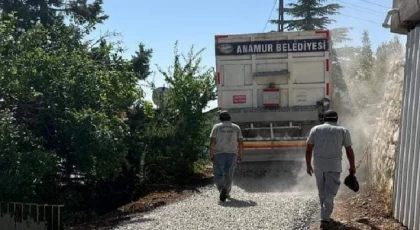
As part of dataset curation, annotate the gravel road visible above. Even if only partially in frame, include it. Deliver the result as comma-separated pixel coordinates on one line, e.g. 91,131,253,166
113,166,322,230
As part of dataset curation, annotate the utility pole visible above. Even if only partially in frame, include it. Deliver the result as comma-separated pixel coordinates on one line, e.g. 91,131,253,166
278,0,284,32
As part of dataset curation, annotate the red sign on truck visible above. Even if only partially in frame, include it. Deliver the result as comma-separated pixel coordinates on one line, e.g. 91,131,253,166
233,95,246,104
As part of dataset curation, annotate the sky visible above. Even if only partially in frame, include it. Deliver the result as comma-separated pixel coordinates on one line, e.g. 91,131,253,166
90,0,405,110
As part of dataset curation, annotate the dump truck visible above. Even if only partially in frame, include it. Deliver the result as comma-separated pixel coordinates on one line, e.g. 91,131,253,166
214,30,333,175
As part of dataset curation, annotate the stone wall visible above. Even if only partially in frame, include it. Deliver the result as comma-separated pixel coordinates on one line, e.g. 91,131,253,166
369,60,404,205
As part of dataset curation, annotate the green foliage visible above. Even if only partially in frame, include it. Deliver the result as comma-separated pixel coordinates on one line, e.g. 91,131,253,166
0,0,107,31
0,109,57,203
346,30,402,114
143,43,216,183
0,4,215,227
330,27,352,108
0,19,141,181
271,0,342,31
355,30,374,82
0,14,153,224
132,43,153,80
346,30,375,110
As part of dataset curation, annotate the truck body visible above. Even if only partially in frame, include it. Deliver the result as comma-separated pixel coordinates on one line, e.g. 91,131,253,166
214,30,333,162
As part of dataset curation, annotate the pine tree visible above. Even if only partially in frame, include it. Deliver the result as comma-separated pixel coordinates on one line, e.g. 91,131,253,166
330,27,353,114
349,30,375,111
0,0,107,29
330,28,351,93
270,0,342,31
355,30,374,82
132,43,153,80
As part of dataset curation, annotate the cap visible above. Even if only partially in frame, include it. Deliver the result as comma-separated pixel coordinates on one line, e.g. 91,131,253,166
344,173,360,192
324,110,338,120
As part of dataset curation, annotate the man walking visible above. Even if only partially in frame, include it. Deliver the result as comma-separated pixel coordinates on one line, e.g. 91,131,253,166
305,110,356,228
209,110,244,202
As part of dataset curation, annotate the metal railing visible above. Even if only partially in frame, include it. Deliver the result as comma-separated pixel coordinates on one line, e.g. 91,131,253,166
0,202,64,230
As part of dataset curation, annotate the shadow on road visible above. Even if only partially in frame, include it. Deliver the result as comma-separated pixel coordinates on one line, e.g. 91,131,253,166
122,217,155,225
68,215,155,230
218,198,257,208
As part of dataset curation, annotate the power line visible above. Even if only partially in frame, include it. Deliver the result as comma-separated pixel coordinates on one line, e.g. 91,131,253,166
339,13,382,25
341,6,383,16
341,6,383,17
336,0,386,15
263,0,278,32
356,0,390,9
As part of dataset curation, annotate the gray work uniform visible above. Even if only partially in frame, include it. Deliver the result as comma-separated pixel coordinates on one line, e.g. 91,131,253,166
306,122,352,222
210,121,243,192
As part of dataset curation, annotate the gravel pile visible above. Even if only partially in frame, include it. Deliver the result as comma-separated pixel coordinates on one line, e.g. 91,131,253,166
113,182,320,230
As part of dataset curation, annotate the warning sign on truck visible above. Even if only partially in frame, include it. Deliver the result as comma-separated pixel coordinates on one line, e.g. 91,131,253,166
216,38,328,56
233,95,246,104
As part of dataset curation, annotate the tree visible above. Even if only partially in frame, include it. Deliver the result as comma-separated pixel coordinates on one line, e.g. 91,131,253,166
347,30,375,111
0,109,57,203
0,15,152,224
132,43,153,80
373,36,404,97
270,0,342,31
330,27,353,113
143,43,217,183
331,27,352,44
354,30,374,82
330,27,352,92
0,0,107,29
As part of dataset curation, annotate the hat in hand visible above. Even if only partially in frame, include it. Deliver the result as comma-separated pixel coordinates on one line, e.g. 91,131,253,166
344,173,360,192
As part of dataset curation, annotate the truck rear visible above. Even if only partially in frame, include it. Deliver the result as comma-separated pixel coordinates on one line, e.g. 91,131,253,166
214,30,333,166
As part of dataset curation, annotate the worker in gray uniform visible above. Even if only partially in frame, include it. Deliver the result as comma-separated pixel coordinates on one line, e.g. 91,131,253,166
305,110,356,228
209,110,244,202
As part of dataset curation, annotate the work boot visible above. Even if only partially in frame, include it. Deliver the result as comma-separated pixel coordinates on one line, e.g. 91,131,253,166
320,220,330,229
220,188,227,202
226,188,231,199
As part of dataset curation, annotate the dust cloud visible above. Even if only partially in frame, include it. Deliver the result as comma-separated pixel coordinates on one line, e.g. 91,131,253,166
230,35,406,197
233,160,318,195
231,38,405,196
334,38,405,188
